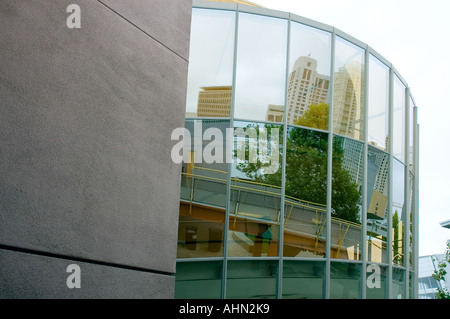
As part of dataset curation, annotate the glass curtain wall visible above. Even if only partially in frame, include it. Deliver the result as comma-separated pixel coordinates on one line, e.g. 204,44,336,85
175,2,418,299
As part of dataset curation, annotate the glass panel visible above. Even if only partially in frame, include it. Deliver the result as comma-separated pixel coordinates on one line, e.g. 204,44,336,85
366,145,389,263
392,159,406,266
185,9,235,118
393,75,406,162
175,261,222,299
408,96,415,170
234,13,287,122
333,37,365,140
282,261,324,299
177,119,230,258
409,172,415,269
330,262,362,299
331,136,363,260
283,126,328,258
392,267,406,299
368,55,389,151
287,22,331,128
226,260,277,299
366,264,388,299
228,121,283,257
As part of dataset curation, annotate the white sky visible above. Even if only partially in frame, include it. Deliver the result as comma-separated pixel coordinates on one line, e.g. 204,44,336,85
251,0,450,257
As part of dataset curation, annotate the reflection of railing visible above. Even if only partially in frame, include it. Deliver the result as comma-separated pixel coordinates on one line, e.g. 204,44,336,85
180,166,361,258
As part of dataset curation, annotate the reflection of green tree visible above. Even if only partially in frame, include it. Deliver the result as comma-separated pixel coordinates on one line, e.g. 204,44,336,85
433,242,450,299
294,103,328,131
234,123,283,186
236,125,360,223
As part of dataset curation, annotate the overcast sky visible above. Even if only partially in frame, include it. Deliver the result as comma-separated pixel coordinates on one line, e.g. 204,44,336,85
251,0,450,256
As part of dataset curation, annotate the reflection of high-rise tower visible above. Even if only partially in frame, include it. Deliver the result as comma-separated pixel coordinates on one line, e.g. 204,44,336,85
286,56,330,125
367,147,390,218
342,138,364,190
197,86,232,117
332,61,364,140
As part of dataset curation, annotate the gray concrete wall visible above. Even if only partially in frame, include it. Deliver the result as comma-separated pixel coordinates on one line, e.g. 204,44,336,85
0,0,191,298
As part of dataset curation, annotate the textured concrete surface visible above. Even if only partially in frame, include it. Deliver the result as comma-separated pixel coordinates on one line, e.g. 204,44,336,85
0,248,174,299
100,0,192,60
0,0,191,298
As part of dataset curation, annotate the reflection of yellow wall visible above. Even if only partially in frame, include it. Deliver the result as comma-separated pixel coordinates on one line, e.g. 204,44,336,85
204,0,264,7
368,189,387,218
393,221,403,260
346,245,360,260
367,236,383,263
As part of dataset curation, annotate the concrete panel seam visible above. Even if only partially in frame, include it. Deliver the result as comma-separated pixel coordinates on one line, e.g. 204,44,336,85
96,0,189,63
0,244,175,278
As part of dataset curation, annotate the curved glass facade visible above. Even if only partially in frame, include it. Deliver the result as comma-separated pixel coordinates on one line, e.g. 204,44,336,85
175,1,419,299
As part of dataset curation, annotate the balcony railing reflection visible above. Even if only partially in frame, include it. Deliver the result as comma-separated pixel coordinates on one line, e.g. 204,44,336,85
179,166,362,259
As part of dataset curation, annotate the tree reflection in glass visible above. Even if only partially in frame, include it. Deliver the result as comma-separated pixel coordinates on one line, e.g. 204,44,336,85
228,121,283,257
235,125,362,258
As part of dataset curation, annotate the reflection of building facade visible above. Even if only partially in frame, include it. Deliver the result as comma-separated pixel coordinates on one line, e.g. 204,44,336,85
197,86,232,117
286,56,330,124
266,104,284,122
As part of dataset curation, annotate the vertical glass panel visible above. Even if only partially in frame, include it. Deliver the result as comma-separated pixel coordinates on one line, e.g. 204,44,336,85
393,75,406,162
185,9,235,118
175,261,223,299
330,262,362,299
228,121,283,257
333,37,365,141
408,96,415,172
227,260,277,299
366,264,388,299
282,261,325,299
177,119,230,258
408,172,415,269
368,55,389,150
283,126,328,258
331,136,363,260
366,145,390,263
392,159,406,266
287,22,331,129
392,267,406,299
234,13,287,122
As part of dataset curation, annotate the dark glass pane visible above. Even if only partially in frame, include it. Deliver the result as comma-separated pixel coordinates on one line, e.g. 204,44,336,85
226,260,277,299
175,261,222,299
282,261,325,299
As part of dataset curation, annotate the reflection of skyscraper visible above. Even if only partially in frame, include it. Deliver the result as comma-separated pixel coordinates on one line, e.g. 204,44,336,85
367,147,390,218
286,56,330,124
197,86,232,117
341,138,364,190
333,61,364,140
